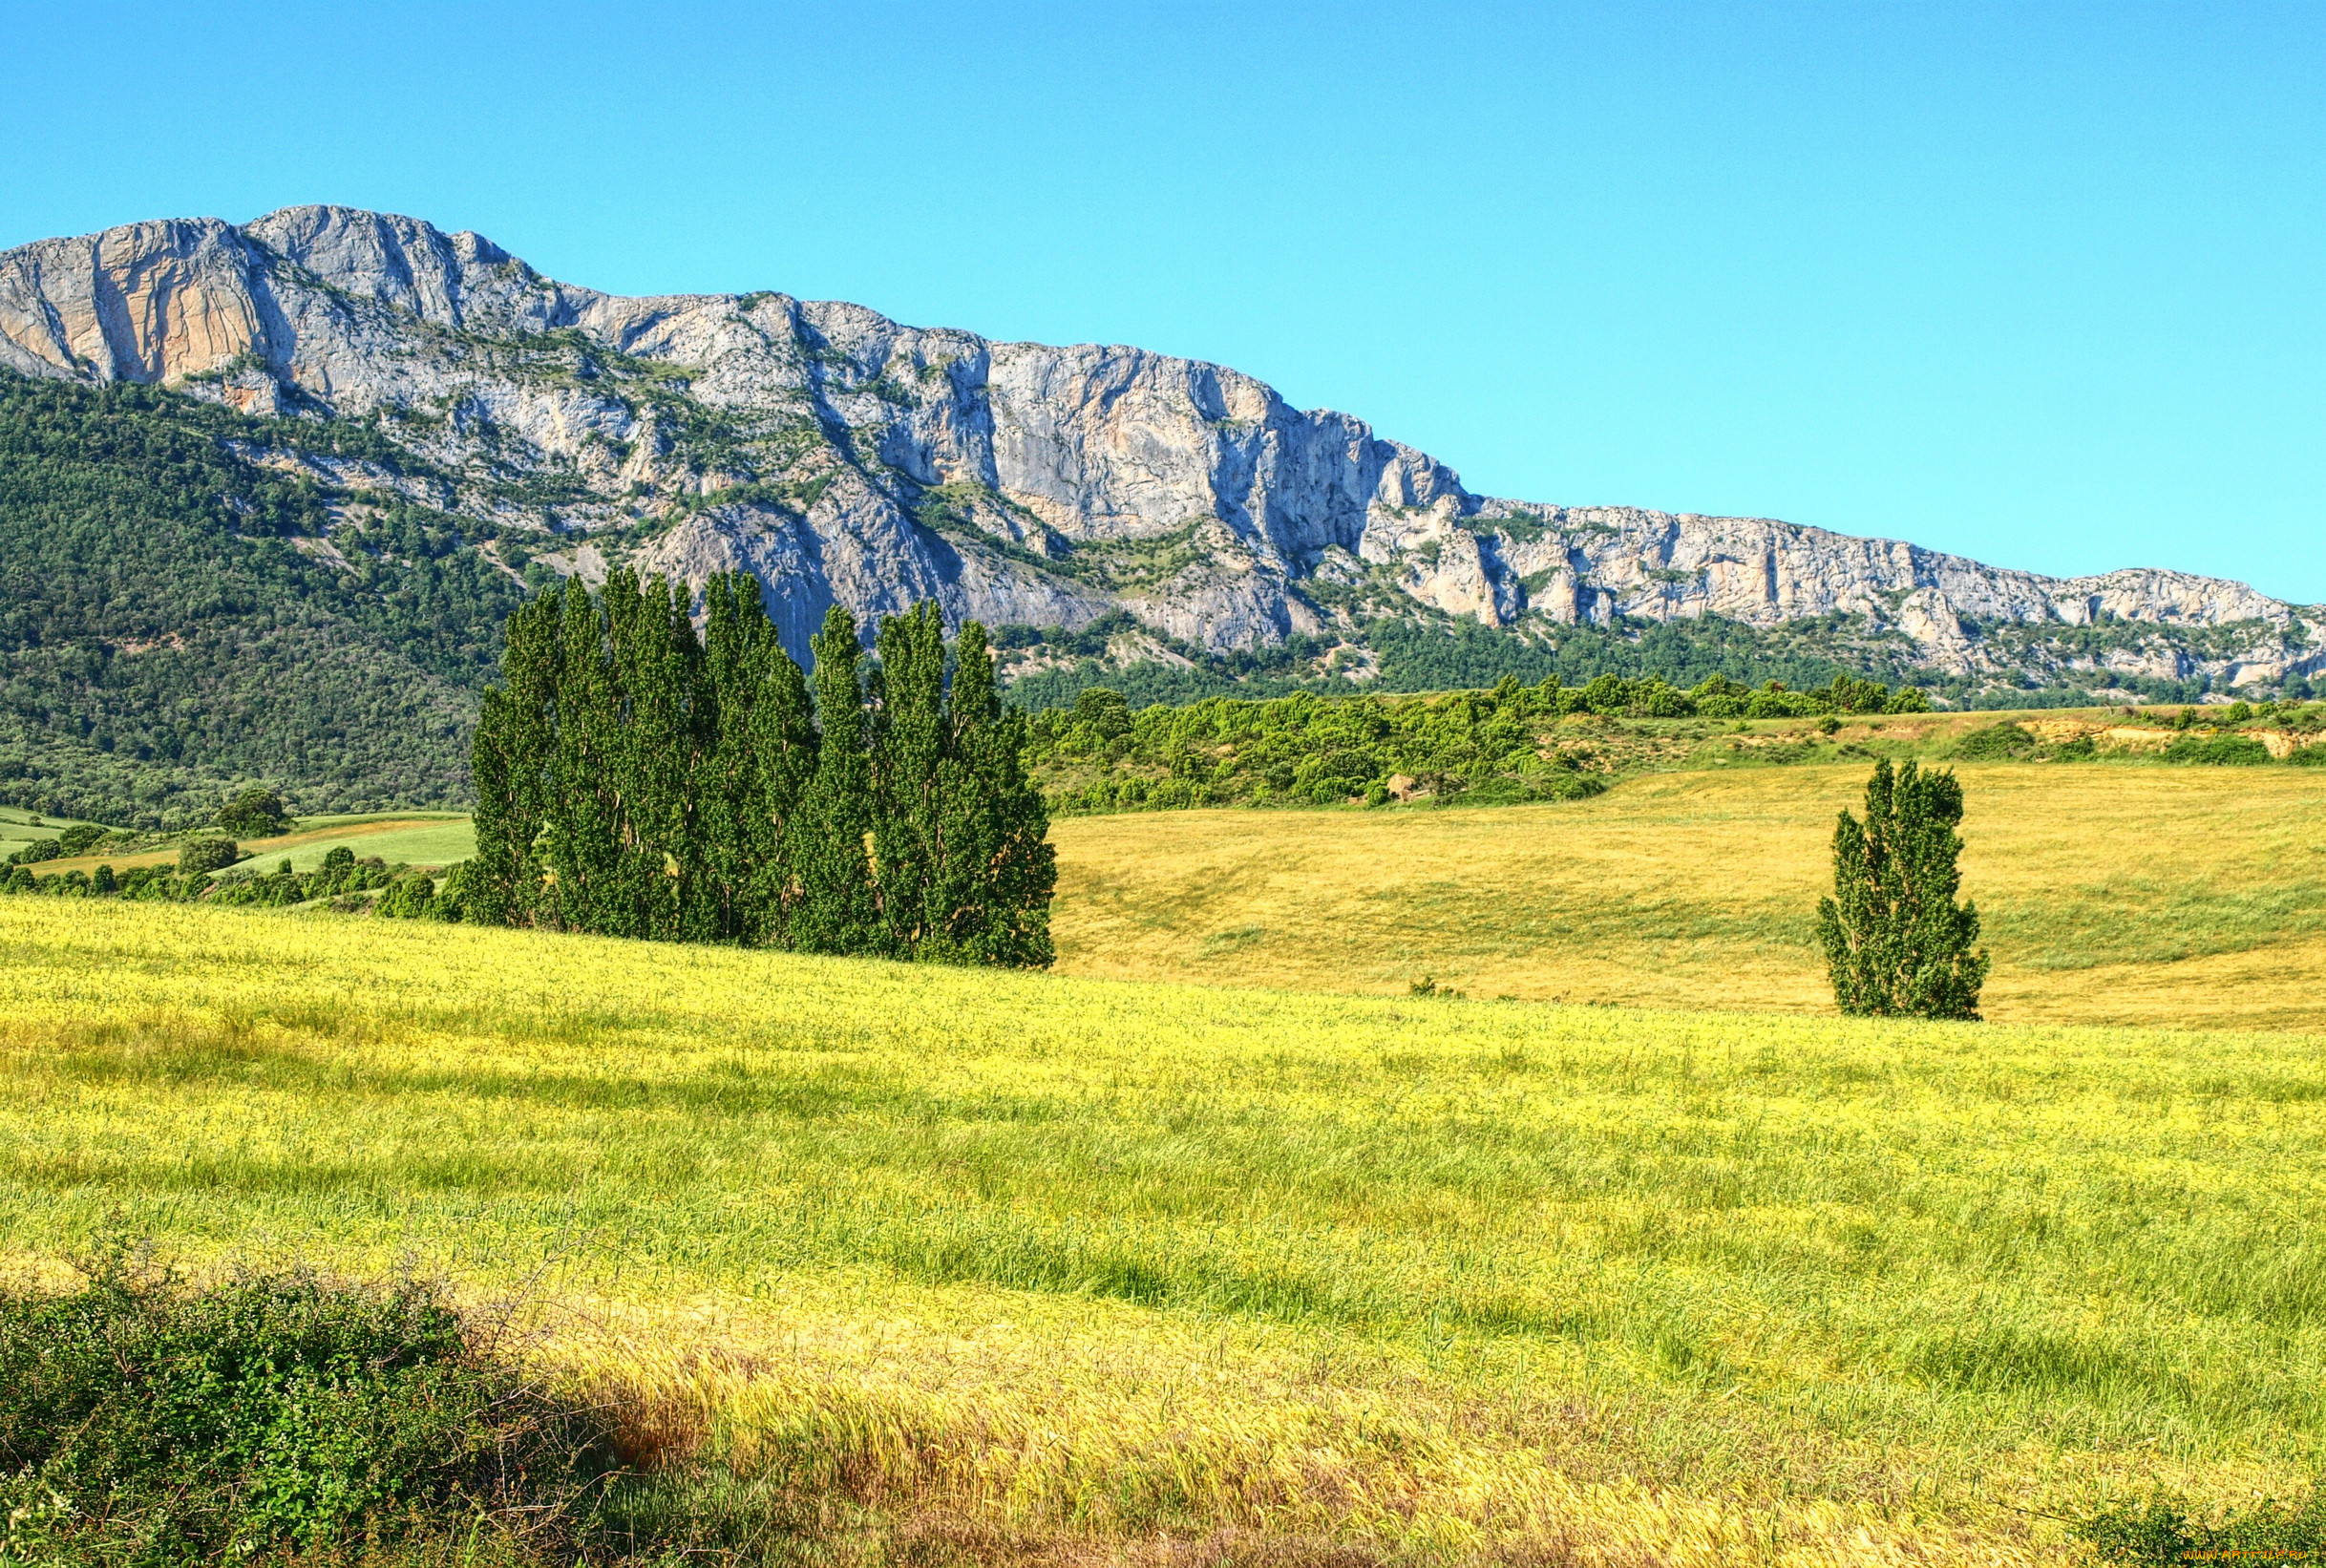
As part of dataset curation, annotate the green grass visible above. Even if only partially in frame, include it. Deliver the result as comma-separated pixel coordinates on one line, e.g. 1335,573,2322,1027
252,817,477,872
0,801,97,858
3,899,2322,1564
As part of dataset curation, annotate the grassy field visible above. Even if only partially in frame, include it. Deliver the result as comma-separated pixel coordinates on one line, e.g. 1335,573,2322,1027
0,802,98,863
30,813,476,879
5,899,2323,1564
1050,762,2326,1033
239,812,478,873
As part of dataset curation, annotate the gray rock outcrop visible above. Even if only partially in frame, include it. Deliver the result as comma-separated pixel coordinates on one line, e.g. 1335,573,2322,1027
2,204,2314,691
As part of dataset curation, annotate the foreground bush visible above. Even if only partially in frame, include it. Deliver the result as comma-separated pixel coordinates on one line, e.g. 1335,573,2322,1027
2079,1487,2326,1564
0,1251,616,1566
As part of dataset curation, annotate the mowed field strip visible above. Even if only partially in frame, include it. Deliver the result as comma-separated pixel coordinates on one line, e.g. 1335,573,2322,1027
1050,763,2326,1032
31,814,476,879
4,899,2323,1564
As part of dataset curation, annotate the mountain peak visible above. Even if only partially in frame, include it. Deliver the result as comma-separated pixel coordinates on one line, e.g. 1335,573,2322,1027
244,205,533,328
0,205,2314,697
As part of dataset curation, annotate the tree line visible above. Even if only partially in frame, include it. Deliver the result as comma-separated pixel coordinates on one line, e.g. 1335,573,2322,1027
1026,668,1932,814
469,573,1055,966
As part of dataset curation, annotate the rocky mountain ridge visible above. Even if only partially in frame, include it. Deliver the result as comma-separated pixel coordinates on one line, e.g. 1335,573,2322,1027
2,204,2315,697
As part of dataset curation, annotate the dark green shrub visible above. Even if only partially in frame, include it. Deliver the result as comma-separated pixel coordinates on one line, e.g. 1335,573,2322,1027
177,837,241,876
0,1251,617,1565
1630,678,1690,718
1072,686,1134,740
426,860,475,922
55,822,106,856
1955,721,2038,760
1823,675,1891,714
1571,673,1633,715
215,788,291,837
2164,733,2273,766
2077,1486,2326,1565
376,871,437,919
1744,685,1823,719
2292,744,2326,767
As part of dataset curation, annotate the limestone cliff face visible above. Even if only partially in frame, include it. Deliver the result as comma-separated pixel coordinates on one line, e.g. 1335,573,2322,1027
1,205,2315,690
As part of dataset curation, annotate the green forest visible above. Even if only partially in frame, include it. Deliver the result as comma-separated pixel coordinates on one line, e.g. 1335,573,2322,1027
993,610,2225,712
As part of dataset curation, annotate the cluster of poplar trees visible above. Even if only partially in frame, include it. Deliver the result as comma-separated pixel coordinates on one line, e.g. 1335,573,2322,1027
468,572,1055,966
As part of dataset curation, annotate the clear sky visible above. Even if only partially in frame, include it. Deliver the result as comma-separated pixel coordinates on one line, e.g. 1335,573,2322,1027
4,1,2319,600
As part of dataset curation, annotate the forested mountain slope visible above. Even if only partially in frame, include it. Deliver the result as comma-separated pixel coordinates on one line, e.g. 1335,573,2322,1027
0,204,2317,819
0,374,518,824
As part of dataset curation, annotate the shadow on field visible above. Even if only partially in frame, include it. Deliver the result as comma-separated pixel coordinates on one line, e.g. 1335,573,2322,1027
0,1243,1599,1568
11,1242,2324,1565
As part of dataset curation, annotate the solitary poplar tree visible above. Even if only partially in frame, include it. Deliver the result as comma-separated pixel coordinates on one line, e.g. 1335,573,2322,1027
1816,760,1989,1019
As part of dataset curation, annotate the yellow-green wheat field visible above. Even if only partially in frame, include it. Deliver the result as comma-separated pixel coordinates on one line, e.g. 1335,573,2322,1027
1051,761,2326,1032
6,892,2325,1565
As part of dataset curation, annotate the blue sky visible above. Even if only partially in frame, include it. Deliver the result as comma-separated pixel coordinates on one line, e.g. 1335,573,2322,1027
5,1,2319,600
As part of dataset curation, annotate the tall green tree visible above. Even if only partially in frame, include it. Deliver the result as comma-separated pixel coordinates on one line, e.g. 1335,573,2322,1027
872,603,948,957
934,621,1057,967
468,590,562,926
792,604,882,954
602,572,705,942
540,580,621,934
744,598,820,947
1815,759,1989,1019
699,572,799,943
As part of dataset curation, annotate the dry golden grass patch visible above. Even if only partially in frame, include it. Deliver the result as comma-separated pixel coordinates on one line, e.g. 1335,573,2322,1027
1049,763,2326,1030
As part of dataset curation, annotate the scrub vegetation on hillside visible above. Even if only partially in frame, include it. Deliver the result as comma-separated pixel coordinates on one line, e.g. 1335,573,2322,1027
1026,669,1927,812
0,371,521,828
1026,678,2326,816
